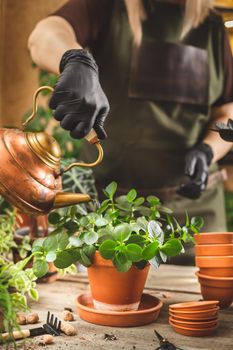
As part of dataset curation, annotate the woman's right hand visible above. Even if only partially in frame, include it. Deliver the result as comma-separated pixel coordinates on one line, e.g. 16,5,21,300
49,49,110,139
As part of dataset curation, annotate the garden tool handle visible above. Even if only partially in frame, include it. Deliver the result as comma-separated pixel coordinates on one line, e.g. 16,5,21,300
1,329,30,341
22,86,104,174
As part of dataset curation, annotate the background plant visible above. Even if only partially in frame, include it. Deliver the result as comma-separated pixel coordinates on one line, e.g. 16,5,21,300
32,182,204,276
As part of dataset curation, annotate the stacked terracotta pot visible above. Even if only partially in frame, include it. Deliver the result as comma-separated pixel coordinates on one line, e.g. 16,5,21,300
195,232,233,308
169,301,219,337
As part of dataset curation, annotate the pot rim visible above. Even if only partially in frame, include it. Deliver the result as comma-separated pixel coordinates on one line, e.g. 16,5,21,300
195,243,233,248
196,271,233,281
195,232,233,236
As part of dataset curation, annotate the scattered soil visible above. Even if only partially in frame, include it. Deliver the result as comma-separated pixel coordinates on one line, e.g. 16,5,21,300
103,333,117,341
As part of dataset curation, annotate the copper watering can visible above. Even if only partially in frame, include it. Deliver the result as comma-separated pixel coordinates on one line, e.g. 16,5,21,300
0,86,104,215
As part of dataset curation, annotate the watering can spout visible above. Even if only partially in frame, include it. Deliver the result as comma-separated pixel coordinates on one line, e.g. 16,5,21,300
53,192,92,209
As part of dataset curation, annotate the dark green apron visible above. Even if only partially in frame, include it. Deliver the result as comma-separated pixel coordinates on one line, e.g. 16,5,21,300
84,1,227,232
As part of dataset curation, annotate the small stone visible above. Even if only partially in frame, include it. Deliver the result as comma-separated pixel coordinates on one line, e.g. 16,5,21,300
26,313,39,324
62,310,74,321
17,314,27,325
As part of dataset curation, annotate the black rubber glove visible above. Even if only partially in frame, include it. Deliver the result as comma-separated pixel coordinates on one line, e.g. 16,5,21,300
177,143,214,199
49,49,109,139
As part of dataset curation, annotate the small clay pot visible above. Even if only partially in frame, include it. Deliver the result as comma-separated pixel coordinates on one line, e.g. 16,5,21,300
196,256,233,277
169,300,218,311
87,252,150,311
169,319,218,337
194,233,233,245
195,244,233,257
196,272,233,308
169,317,218,329
169,307,219,319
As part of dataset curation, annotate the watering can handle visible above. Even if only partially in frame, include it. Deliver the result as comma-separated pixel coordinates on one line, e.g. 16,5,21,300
22,86,103,173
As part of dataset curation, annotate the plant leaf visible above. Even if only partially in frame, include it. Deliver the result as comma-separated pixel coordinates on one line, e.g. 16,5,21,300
159,250,167,262
95,217,109,227
126,189,137,202
126,234,145,246
43,235,58,252
104,182,117,199
33,259,48,278
82,245,96,258
99,240,117,259
54,250,79,268
147,195,160,205
191,216,204,230
134,197,145,206
113,223,131,242
45,251,56,262
160,238,183,256
56,232,69,249
126,244,142,262
69,236,83,247
80,250,91,267
84,230,98,245
149,256,160,269
28,288,39,301
142,242,159,260
113,252,132,272
48,212,61,225
148,220,164,244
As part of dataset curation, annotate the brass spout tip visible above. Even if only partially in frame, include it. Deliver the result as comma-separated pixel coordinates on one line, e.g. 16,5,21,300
53,192,91,209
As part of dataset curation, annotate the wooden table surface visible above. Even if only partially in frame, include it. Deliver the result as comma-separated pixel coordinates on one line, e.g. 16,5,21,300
22,265,233,350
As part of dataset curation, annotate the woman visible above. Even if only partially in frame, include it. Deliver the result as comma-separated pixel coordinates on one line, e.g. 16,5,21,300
28,0,233,232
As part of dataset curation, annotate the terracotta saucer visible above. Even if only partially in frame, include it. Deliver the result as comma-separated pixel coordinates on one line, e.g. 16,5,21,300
169,307,219,319
169,320,218,337
76,293,163,327
169,301,219,311
169,317,218,329
169,313,218,322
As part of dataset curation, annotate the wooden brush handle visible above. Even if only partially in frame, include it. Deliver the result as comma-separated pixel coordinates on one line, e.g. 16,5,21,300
1,329,30,341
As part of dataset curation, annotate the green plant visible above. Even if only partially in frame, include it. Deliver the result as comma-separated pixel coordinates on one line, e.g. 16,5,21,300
0,210,18,257
32,182,204,275
0,256,38,348
0,206,38,348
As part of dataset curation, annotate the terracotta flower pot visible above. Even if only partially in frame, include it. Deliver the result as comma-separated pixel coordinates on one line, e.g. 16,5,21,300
87,252,150,311
196,256,233,277
195,244,233,257
194,232,233,245
196,272,233,308
169,317,218,329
